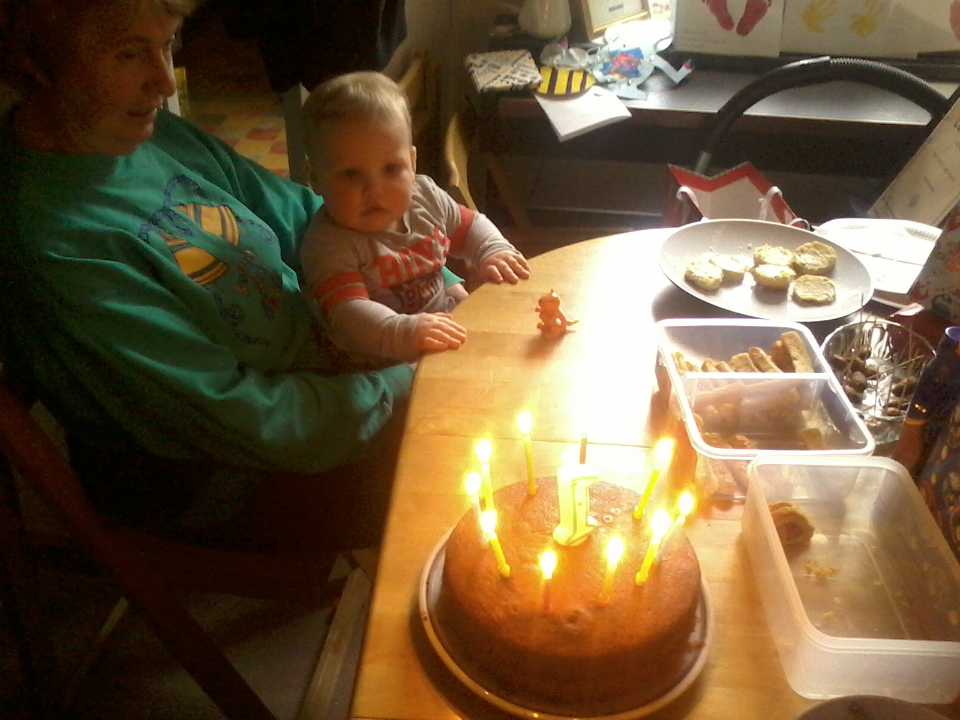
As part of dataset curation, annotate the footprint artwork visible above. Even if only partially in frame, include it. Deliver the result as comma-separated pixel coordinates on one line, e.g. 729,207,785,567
700,0,772,35
849,0,885,37
737,0,773,35
800,0,838,33
702,0,734,30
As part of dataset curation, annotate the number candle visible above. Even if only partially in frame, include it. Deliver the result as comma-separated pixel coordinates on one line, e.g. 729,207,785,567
464,472,487,543
552,449,598,547
475,439,495,511
633,438,674,520
598,536,625,605
481,510,511,578
540,550,557,614
636,509,671,585
517,412,537,495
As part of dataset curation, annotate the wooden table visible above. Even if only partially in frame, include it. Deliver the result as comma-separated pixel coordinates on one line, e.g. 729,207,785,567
349,228,960,720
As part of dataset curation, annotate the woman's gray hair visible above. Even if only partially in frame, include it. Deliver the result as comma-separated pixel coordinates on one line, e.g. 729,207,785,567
0,0,199,93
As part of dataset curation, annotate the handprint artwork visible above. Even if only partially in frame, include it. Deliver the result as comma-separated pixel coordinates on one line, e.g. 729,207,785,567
800,0,837,33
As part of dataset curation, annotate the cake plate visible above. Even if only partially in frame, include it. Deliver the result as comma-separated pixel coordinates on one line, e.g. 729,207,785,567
418,531,715,720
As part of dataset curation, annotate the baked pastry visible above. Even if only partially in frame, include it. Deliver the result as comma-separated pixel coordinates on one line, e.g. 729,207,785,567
752,263,796,290
435,479,703,715
753,244,795,267
793,274,836,305
793,241,837,275
708,253,749,283
685,259,724,291
769,501,815,546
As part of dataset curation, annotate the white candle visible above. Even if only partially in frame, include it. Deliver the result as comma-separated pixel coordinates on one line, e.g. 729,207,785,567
464,472,486,544
475,439,495,511
552,450,598,547
633,438,674,521
517,412,537,495
481,510,510,578
540,550,557,614
659,491,696,559
636,509,671,585
598,536,624,605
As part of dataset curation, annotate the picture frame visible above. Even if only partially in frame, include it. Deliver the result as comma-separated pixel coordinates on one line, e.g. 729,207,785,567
577,0,650,38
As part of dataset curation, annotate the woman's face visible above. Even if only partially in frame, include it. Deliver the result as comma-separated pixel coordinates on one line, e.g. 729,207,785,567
28,2,181,155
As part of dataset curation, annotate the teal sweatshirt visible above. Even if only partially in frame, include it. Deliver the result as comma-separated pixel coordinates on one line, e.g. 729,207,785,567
0,110,415,503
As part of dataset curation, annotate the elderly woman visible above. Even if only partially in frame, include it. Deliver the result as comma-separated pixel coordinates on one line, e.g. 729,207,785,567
0,0,441,549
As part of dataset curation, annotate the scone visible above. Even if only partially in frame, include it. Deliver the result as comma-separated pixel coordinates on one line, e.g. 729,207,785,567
793,274,836,304
753,245,794,268
708,253,749,283
685,259,724,291
752,263,796,290
793,241,837,275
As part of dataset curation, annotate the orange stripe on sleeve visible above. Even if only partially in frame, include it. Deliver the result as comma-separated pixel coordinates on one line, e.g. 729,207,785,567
313,271,369,314
448,206,475,255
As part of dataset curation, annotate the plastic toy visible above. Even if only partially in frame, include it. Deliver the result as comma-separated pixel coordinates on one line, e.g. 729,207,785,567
535,290,578,338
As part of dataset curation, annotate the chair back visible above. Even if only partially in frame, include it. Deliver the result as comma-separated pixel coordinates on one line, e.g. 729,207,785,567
443,105,478,211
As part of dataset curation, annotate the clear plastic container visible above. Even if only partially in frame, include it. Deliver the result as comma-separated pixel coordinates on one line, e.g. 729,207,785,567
655,319,875,465
742,455,960,703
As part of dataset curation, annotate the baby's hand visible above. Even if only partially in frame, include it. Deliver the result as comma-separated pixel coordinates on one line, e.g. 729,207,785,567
479,250,531,284
414,312,467,353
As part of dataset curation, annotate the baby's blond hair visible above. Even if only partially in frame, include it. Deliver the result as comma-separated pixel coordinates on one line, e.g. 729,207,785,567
302,71,413,168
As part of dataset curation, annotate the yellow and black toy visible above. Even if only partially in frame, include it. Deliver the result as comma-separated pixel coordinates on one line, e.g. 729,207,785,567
535,66,595,98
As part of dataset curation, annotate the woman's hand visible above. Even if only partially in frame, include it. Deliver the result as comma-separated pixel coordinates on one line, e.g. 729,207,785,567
414,312,467,352
479,251,531,284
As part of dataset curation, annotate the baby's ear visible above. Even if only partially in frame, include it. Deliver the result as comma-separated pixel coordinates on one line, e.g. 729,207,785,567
410,145,417,173
303,158,320,194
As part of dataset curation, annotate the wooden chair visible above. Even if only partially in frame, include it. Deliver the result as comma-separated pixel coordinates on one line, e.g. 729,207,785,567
443,100,622,260
0,371,349,720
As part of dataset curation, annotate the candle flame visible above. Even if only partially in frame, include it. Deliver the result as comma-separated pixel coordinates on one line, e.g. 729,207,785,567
475,439,492,463
653,438,674,470
517,411,532,435
678,491,695,516
605,537,625,566
465,472,481,496
480,509,498,536
540,550,557,579
651,509,672,542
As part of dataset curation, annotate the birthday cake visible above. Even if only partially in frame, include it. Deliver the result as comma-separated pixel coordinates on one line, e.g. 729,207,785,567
433,478,703,716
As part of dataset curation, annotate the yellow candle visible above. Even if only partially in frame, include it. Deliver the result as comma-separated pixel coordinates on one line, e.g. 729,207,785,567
540,550,557,614
598,536,624,605
633,438,674,520
481,510,510,578
517,412,537,495
475,439,495,511
636,509,671,585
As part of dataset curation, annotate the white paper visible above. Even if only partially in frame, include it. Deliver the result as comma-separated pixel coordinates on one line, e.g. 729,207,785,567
533,86,631,142
673,0,785,57
869,95,960,228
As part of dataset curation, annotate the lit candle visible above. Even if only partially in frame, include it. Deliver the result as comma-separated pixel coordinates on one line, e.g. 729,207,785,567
517,412,537,495
598,536,625,605
481,510,511,578
636,509,671,585
633,438,674,520
540,550,557,614
579,431,588,464
464,472,486,543
659,491,696,557
552,449,598,547
475,439,495,511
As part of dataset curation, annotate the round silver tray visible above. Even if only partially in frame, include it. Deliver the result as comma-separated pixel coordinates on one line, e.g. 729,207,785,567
417,530,715,720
